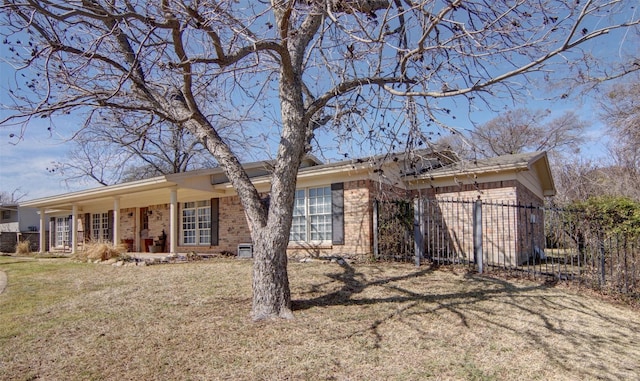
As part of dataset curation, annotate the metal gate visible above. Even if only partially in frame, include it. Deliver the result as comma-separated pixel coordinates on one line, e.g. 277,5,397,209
373,199,414,262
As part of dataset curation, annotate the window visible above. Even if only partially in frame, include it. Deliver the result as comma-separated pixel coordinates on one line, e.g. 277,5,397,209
56,217,70,247
182,200,210,245
290,186,332,243
1,210,11,221
92,213,109,241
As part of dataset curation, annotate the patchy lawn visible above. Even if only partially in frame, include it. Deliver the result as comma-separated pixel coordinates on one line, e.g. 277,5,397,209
0,256,638,381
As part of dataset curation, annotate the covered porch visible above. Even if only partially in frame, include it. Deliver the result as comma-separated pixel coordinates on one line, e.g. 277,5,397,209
20,171,229,256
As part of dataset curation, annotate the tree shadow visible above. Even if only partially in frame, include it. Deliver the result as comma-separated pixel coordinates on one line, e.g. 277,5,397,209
291,259,439,310
291,259,640,380
291,260,534,312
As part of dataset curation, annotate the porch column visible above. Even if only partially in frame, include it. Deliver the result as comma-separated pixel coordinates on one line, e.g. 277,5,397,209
113,197,120,246
39,208,46,253
170,188,178,254
71,204,78,255
134,207,140,252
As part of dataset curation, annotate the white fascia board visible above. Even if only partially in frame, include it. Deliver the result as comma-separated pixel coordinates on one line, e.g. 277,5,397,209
20,176,174,209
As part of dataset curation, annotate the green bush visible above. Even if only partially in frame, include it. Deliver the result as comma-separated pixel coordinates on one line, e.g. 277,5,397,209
573,196,640,237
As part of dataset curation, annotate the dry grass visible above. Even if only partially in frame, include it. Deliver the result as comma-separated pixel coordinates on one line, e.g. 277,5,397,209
0,257,638,381
14,240,31,256
73,240,128,262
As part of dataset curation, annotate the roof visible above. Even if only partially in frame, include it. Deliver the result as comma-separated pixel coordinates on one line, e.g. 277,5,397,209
19,150,555,212
405,151,556,197
0,204,19,211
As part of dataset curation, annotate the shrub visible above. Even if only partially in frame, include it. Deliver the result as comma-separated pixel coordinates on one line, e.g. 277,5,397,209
74,240,128,262
15,240,31,256
573,196,640,237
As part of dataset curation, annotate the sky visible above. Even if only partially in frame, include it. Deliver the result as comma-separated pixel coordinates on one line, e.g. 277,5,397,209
0,4,630,203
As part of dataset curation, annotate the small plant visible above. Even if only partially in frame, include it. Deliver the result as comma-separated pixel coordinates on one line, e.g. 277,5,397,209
15,240,31,256
74,240,128,262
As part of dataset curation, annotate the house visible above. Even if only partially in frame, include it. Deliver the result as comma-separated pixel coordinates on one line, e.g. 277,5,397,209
20,151,555,264
0,203,44,252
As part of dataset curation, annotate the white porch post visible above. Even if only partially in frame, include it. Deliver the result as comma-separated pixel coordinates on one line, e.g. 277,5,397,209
113,197,120,246
39,208,46,253
71,204,78,255
134,207,140,252
170,188,178,254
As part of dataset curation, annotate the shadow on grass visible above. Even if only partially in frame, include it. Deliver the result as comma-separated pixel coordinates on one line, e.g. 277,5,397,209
292,260,542,311
291,259,640,380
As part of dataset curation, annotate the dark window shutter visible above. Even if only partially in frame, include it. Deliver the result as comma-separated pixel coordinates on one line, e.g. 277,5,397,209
211,198,219,246
50,217,56,246
331,183,344,245
84,213,91,242
68,215,73,246
107,210,114,242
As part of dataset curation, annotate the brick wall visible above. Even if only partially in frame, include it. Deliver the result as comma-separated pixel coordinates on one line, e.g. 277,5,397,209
120,208,137,241
214,195,253,254
417,179,545,266
147,204,171,244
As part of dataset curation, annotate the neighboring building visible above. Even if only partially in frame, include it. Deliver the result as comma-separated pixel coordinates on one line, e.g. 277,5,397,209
0,204,44,252
20,151,555,264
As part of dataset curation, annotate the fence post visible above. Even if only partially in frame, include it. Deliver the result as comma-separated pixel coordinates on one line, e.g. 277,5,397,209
474,197,483,274
373,200,379,260
414,197,424,267
599,230,606,287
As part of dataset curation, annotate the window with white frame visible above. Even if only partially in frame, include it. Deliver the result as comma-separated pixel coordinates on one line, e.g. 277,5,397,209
55,216,70,247
290,186,332,243
182,200,211,245
92,213,109,241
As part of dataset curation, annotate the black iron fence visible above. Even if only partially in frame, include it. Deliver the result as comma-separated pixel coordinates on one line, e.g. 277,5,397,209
374,198,639,299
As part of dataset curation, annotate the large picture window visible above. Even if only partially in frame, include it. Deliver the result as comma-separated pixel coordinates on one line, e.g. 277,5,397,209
182,200,211,245
290,186,332,243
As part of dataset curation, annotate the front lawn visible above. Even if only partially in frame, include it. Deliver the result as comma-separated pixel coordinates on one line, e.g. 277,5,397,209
0,256,638,380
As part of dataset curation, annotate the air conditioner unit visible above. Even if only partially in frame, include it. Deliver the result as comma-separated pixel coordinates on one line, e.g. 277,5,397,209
237,243,253,258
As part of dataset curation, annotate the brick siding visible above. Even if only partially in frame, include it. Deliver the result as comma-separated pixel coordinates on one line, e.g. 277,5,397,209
419,180,545,266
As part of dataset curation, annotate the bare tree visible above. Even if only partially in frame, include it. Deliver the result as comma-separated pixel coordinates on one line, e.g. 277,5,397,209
599,75,640,201
0,189,27,204
551,157,607,205
48,110,224,186
600,76,640,166
1,1,638,320
468,108,588,158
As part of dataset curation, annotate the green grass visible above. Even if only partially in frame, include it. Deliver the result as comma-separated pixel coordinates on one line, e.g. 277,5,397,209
1,256,639,380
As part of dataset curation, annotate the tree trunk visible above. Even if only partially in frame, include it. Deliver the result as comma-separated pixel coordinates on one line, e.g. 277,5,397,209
248,41,308,319
251,227,293,320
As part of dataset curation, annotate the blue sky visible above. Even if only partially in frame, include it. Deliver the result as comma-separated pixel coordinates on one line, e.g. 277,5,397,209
0,88,610,202
0,6,627,202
